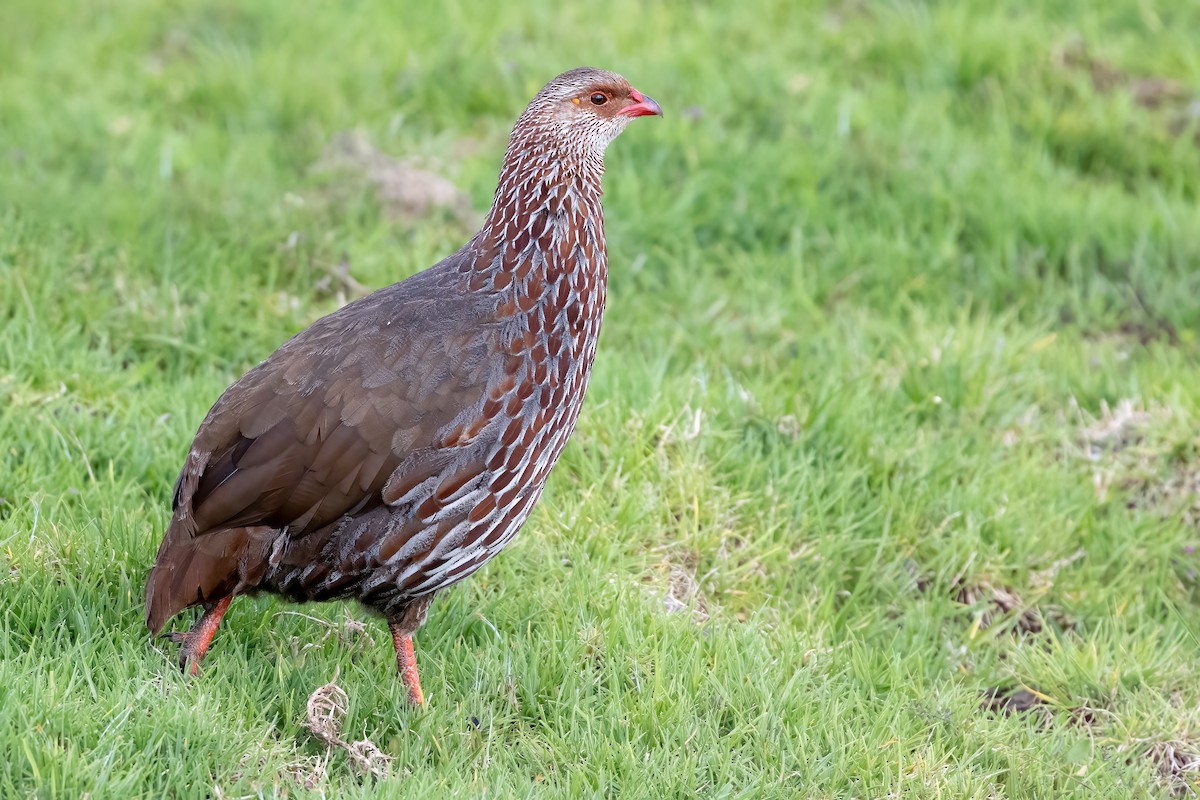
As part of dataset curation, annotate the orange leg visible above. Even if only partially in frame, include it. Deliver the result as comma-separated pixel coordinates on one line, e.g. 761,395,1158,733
388,622,425,706
173,596,233,676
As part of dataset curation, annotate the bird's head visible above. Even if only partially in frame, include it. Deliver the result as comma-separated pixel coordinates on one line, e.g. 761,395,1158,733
514,67,662,163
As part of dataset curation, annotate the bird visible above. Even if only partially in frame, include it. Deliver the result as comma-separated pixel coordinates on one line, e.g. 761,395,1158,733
144,67,662,705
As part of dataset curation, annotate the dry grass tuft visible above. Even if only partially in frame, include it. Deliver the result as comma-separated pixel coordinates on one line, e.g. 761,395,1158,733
303,675,392,779
645,554,710,623
281,756,328,792
1134,739,1200,797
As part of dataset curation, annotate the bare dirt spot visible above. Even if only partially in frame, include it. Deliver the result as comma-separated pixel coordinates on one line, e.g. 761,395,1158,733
1131,464,1200,532
822,0,873,31
958,580,1031,631
775,414,802,440
953,578,1050,635
1113,319,1180,347
1054,41,1200,145
1056,41,1192,110
311,130,473,223
928,549,1083,637
1072,398,1200,529
303,676,391,779
980,687,1050,720
1149,740,1200,797
144,28,194,74
976,686,1200,794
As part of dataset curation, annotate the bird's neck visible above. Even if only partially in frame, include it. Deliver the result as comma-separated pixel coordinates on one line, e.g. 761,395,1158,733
461,130,609,353
485,123,604,214
477,129,607,284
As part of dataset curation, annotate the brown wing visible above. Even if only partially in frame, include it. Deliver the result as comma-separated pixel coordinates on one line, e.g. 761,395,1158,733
146,261,497,630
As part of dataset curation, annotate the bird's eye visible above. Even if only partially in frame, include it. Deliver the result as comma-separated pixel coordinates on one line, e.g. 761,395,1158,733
589,93,608,106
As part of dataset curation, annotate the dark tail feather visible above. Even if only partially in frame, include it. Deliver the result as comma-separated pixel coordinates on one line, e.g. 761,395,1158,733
145,527,253,633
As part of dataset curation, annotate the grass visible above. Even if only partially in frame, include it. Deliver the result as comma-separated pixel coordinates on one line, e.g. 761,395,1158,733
2,0,1200,796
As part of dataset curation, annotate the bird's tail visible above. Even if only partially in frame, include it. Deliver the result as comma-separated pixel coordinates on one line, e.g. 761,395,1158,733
145,525,261,633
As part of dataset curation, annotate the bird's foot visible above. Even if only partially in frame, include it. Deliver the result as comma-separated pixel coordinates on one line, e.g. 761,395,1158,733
388,623,425,706
160,596,233,677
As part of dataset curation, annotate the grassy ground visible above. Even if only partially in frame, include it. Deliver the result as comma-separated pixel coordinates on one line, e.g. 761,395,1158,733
2,0,1200,796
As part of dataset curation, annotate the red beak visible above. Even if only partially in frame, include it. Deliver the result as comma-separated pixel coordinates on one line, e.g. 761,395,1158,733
620,87,663,118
